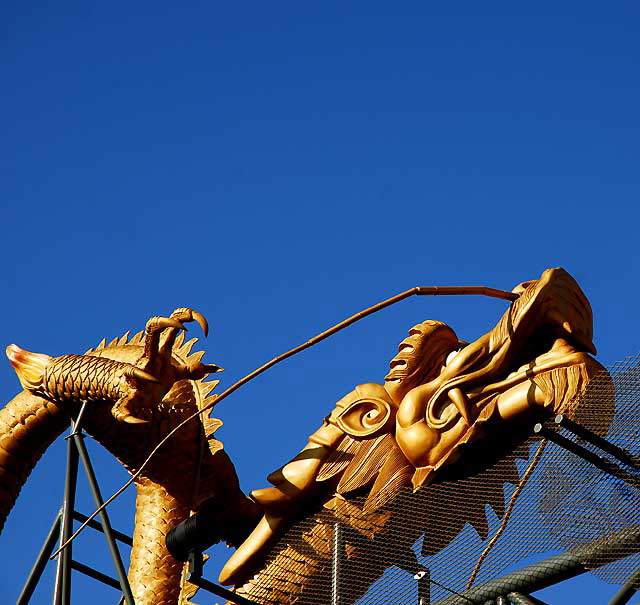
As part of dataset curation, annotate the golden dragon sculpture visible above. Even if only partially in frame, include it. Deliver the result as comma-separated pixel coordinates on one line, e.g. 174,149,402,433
1,308,261,605
0,268,613,605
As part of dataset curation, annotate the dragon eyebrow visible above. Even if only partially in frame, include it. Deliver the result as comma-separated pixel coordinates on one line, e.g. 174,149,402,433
51,285,519,558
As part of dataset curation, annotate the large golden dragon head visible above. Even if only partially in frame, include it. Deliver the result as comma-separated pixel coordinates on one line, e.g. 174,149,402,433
220,267,611,587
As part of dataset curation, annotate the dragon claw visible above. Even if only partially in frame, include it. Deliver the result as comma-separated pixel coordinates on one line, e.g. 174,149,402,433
170,308,209,337
140,307,218,392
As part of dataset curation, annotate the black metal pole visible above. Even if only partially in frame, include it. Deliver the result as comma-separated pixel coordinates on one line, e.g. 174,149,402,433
187,574,263,605
55,425,79,605
554,415,640,471
17,510,62,605
72,511,133,546
73,432,136,605
533,424,640,490
186,551,261,605
507,593,550,605
70,560,122,590
609,566,640,605
434,524,640,605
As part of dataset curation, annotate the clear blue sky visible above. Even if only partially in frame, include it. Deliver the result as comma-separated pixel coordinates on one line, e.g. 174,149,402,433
2,2,639,603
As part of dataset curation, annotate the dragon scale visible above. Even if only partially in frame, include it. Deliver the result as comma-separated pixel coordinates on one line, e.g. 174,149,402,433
0,391,69,533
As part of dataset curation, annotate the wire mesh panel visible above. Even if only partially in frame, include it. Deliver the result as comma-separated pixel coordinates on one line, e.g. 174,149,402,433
234,355,640,605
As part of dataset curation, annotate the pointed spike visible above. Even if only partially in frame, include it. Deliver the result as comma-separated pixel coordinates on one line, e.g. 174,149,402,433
107,336,119,348
188,350,205,363
199,382,214,396
174,331,185,348
96,337,107,350
203,416,223,434
181,337,198,355
118,331,130,345
501,458,522,485
487,490,506,520
130,331,144,345
468,508,490,541
199,380,219,396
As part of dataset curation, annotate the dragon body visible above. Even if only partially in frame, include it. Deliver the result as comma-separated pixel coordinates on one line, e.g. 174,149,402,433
2,313,260,605
0,269,614,605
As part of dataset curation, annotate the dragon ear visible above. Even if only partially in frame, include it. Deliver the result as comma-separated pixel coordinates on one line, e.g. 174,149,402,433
335,396,393,437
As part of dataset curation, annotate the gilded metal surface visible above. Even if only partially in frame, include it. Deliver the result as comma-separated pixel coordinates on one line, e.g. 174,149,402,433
0,269,613,605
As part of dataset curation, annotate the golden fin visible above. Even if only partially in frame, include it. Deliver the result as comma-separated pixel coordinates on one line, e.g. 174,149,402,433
180,337,199,356
337,433,392,494
199,379,219,397
130,330,145,345
364,443,413,512
316,436,359,482
174,330,185,349
187,350,205,363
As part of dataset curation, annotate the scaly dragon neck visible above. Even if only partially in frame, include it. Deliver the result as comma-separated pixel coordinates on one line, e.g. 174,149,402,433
0,391,70,531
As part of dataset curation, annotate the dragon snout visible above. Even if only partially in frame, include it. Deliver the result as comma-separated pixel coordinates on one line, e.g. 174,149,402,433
6,344,53,391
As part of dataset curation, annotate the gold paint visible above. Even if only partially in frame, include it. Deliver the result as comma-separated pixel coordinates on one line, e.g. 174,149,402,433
0,270,612,605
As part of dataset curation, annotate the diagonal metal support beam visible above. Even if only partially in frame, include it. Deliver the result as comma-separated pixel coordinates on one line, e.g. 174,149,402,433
20,419,135,605
553,415,640,471
17,511,62,605
72,432,135,605
55,425,79,605
533,424,640,490
186,550,261,605
609,565,640,605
